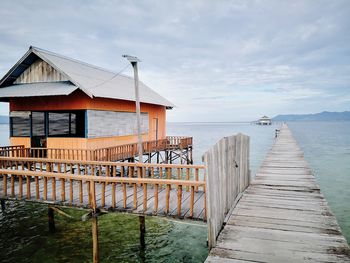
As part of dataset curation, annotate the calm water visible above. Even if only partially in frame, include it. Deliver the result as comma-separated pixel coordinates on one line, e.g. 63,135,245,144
0,121,348,262
288,122,350,244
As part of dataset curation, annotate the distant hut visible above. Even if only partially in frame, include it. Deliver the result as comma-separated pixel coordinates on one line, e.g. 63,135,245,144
258,116,272,125
0,46,174,150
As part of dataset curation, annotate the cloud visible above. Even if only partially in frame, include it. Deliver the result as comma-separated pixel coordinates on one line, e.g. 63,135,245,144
0,0,349,120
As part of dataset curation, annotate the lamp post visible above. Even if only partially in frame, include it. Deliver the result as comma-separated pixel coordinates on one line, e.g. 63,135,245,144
122,55,143,163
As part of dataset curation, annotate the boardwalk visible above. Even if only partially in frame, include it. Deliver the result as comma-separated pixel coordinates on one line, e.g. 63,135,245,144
1,179,206,220
206,125,350,262
0,160,206,221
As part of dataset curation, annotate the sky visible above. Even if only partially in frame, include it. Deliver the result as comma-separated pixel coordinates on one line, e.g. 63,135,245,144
0,0,349,122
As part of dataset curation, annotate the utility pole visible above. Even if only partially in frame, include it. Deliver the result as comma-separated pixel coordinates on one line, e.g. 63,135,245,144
122,55,143,163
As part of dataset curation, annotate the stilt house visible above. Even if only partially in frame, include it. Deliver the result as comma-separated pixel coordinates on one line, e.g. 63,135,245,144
0,46,174,151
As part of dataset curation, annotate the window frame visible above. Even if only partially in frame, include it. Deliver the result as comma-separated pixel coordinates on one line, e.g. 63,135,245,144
9,110,86,138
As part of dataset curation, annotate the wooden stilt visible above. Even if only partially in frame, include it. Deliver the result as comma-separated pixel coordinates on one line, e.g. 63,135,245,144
139,215,146,262
1,200,5,212
92,215,99,263
48,207,55,233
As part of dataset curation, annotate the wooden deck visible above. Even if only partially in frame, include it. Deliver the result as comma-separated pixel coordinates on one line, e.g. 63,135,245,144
206,124,350,262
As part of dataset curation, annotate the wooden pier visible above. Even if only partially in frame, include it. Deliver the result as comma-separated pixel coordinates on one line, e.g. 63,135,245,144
0,158,206,220
206,125,350,262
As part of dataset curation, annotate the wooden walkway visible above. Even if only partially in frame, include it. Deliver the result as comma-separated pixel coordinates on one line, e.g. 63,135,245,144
206,124,350,262
0,159,206,221
1,179,206,220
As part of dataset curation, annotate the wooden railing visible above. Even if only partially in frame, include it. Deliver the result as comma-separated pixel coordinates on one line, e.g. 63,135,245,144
0,157,203,183
0,156,205,219
0,145,25,157
166,136,193,149
0,136,192,161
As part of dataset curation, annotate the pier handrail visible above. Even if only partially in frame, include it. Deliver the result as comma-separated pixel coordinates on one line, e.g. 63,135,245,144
0,156,204,169
0,157,205,194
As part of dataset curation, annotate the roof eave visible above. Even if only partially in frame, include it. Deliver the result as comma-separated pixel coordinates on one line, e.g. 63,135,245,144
0,48,34,87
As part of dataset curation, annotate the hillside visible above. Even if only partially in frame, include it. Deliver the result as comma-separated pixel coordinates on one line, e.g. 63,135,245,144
272,111,350,121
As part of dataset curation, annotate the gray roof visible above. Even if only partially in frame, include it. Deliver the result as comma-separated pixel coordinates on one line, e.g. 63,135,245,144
0,81,76,98
0,46,174,108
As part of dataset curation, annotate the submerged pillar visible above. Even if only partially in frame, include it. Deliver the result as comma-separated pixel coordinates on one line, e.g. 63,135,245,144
1,200,5,212
92,214,99,263
48,207,55,233
139,215,146,262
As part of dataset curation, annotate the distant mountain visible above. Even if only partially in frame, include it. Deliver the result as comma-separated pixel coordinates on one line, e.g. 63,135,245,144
0,115,9,124
272,111,350,121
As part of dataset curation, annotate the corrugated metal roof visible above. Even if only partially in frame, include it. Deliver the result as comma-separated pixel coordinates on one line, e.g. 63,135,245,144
0,81,77,101
0,46,174,108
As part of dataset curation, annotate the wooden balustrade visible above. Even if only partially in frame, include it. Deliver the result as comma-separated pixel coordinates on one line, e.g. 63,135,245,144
0,157,205,191
0,136,192,162
166,136,193,149
0,145,25,157
0,167,206,220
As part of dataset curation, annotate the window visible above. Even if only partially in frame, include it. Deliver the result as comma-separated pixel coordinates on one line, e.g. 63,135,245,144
10,111,30,137
48,111,85,137
48,112,70,136
10,110,86,138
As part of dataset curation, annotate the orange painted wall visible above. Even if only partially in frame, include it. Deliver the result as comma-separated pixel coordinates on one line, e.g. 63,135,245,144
10,90,168,149
11,137,31,148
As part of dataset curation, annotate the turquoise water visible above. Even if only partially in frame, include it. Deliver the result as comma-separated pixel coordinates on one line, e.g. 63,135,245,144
1,121,348,262
0,122,276,262
288,122,350,244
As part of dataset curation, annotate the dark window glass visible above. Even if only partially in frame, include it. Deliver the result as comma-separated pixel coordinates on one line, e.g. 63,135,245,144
11,115,30,137
48,111,85,137
32,112,45,136
71,113,76,135
49,112,70,136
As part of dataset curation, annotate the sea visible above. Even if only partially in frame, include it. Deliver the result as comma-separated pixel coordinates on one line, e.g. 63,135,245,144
0,121,349,262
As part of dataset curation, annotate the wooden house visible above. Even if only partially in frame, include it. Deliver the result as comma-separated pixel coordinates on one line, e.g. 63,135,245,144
0,46,174,151
258,116,272,125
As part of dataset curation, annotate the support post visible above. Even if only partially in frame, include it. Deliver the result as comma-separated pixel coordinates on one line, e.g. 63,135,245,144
48,207,55,233
123,55,143,163
92,215,99,263
139,215,146,262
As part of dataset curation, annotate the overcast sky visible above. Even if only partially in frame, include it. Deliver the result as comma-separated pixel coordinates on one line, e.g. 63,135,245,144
0,0,349,121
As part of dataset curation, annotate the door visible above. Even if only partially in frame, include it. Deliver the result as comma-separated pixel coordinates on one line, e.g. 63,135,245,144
31,112,47,157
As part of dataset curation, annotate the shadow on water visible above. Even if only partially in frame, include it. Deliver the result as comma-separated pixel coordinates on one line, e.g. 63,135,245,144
0,201,208,263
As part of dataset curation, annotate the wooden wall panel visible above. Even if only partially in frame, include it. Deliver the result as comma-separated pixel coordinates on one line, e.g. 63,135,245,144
14,59,68,84
47,138,87,149
10,137,31,148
